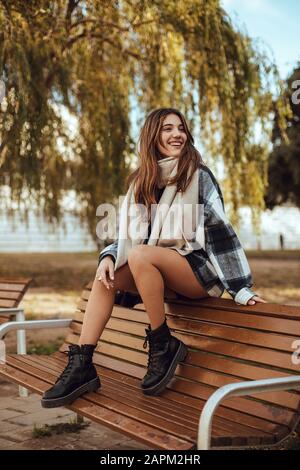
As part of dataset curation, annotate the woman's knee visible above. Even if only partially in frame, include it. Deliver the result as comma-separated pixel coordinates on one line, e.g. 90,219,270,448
128,245,152,269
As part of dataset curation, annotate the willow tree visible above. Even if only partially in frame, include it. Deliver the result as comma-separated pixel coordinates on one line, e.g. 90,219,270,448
0,0,291,244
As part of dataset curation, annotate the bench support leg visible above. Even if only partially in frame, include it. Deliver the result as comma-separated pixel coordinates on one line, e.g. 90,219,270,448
15,310,28,398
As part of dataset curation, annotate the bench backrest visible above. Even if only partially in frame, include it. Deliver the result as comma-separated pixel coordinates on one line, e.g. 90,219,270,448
0,277,32,323
61,282,300,445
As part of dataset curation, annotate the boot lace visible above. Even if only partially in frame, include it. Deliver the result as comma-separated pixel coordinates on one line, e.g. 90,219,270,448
55,350,82,384
143,331,169,371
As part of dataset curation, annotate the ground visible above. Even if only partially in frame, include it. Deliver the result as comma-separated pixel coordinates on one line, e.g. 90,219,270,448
0,381,150,450
0,250,299,450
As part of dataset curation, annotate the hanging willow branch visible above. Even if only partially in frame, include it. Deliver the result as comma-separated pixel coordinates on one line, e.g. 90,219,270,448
0,0,291,241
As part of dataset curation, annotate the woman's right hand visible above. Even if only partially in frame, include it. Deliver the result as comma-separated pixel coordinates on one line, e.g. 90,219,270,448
96,256,115,290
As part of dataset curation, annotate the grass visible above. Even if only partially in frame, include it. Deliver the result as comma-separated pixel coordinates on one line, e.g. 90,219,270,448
1,251,299,310
27,336,65,355
247,249,300,260
0,250,299,291
0,252,99,290
32,416,89,438
22,290,79,317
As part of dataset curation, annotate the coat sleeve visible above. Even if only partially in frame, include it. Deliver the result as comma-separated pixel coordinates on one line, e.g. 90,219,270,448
98,239,118,265
201,168,258,305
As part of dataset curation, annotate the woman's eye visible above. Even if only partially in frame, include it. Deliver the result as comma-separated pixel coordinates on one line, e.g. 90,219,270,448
163,128,185,132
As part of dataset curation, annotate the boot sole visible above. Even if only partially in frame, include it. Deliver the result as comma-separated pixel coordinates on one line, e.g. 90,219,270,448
141,341,188,396
41,376,101,409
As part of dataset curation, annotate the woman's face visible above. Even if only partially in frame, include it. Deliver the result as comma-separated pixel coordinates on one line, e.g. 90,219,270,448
157,113,187,158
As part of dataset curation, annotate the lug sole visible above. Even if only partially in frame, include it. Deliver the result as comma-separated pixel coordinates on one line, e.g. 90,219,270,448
41,376,101,409
141,341,188,396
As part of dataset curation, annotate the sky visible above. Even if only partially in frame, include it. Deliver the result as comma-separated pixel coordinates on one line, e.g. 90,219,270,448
221,0,300,79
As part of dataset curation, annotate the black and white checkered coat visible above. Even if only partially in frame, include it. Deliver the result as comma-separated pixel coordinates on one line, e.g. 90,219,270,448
98,165,257,305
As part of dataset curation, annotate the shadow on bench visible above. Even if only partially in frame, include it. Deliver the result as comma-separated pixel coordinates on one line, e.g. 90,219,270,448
1,281,300,450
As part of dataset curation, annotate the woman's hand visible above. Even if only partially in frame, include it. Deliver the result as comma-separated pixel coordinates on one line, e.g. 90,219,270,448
96,256,115,290
247,295,267,305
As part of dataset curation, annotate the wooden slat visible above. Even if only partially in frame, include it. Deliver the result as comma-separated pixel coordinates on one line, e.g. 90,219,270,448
0,277,32,284
77,299,300,337
61,336,298,431
24,355,200,428
49,352,289,440
2,279,300,449
0,299,16,308
65,332,300,411
81,284,300,320
51,352,288,438
67,323,300,374
7,355,197,443
0,282,29,292
0,291,20,300
13,358,199,440
63,284,300,448
68,334,299,409
8,354,276,447
73,311,299,354
1,357,191,450
137,297,300,320
152,303,300,336
0,277,32,308
0,315,11,323
44,357,276,444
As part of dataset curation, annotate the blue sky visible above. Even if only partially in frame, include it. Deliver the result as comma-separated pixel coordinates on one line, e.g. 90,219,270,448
221,0,300,79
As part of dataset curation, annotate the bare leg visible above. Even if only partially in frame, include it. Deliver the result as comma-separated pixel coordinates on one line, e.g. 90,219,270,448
41,264,139,406
79,263,139,345
128,245,209,330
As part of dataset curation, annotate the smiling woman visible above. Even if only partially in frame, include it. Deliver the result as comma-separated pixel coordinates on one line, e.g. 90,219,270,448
157,114,187,158
41,107,266,410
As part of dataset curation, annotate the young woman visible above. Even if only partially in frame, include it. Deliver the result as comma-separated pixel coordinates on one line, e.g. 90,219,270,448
41,107,266,408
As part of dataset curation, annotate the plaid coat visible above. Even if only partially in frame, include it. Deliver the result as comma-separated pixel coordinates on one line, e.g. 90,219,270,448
98,165,257,305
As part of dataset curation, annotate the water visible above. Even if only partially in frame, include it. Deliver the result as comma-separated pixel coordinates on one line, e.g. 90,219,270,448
0,205,299,252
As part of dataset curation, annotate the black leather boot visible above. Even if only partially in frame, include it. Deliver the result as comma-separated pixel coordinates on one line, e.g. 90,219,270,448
141,318,188,396
41,344,100,408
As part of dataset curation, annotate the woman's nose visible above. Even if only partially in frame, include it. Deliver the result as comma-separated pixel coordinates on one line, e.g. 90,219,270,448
170,130,181,138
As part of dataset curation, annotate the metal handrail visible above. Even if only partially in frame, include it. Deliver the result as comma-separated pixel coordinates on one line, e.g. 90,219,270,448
198,375,300,450
0,308,24,314
0,317,72,397
0,319,73,339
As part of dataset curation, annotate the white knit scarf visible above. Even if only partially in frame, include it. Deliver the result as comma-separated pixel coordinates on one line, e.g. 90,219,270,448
114,155,204,271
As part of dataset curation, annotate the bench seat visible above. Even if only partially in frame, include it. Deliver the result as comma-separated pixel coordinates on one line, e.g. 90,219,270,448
1,352,281,450
1,282,300,449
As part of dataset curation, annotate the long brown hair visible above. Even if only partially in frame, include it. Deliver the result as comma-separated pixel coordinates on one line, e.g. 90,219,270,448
126,108,205,215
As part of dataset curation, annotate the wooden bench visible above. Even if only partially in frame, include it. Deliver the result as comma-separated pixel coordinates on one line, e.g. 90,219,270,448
0,277,32,323
0,277,32,351
0,277,33,396
0,282,300,450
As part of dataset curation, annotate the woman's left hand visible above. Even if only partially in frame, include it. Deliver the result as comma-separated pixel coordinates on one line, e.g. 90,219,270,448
248,295,267,305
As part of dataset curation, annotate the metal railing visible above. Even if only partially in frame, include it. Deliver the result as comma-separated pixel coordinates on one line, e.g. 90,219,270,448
0,317,72,397
198,375,300,450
